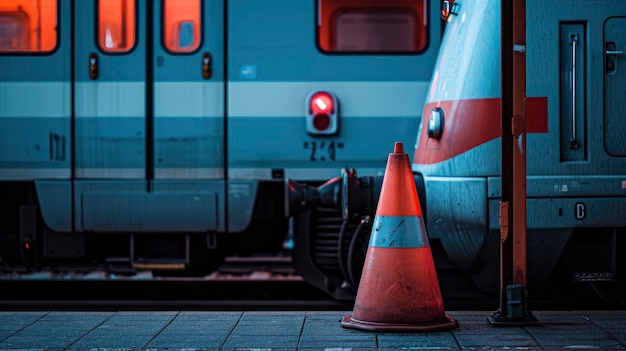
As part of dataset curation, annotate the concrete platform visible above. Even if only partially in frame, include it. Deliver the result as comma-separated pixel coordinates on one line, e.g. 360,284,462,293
0,310,623,350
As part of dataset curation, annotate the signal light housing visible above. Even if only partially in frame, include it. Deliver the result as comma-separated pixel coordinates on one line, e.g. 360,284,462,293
306,90,338,135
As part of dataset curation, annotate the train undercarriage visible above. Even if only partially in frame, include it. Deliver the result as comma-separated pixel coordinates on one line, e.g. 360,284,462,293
1,177,624,309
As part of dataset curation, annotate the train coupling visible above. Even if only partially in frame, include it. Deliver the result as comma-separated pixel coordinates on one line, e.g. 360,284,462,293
284,168,381,219
284,168,427,221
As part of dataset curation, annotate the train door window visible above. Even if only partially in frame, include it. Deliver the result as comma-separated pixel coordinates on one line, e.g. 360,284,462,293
0,0,57,53
317,0,427,53
163,0,201,53
97,0,135,53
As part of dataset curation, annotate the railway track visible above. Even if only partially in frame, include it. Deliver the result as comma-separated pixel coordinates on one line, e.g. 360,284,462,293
0,254,353,311
1,254,620,311
0,253,300,281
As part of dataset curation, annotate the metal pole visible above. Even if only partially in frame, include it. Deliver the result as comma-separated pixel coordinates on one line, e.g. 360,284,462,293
511,0,528,291
489,0,538,326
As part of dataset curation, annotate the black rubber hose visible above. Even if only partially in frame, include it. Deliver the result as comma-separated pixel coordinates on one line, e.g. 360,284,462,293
336,218,350,286
347,215,370,289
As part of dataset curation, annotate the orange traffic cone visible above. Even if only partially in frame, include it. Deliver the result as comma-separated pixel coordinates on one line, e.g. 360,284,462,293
341,142,457,332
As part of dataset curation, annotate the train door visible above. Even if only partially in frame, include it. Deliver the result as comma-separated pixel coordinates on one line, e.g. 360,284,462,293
604,17,626,156
74,0,145,182
72,0,225,268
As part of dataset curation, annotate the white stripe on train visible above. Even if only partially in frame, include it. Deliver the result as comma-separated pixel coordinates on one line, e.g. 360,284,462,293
0,81,428,118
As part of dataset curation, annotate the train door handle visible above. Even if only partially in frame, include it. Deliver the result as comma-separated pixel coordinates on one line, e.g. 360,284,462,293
605,42,622,74
202,52,212,79
569,34,579,149
89,52,98,80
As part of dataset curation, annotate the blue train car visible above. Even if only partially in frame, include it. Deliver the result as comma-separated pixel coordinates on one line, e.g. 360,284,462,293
0,0,443,285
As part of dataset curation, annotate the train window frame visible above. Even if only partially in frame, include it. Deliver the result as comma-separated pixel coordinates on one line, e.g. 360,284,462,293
161,0,203,54
96,0,137,54
316,0,429,55
0,0,59,55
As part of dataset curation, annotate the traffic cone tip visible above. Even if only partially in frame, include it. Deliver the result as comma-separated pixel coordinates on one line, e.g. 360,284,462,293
394,142,404,153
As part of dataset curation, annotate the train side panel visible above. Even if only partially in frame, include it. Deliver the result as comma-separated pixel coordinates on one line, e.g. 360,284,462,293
412,0,626,305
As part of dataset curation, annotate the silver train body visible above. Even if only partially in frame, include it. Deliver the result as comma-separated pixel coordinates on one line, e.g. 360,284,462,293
412,0,626,306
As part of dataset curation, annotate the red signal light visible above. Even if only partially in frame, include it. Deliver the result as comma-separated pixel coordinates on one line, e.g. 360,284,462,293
306,91,338,135
310,92,334,114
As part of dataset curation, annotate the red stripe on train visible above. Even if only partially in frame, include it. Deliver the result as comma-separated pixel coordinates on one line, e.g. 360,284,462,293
413,97,547,165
